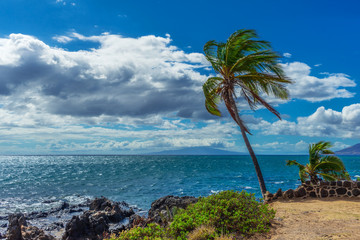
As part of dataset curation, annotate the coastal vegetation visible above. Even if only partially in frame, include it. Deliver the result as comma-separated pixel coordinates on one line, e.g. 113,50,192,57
109,190,275,240
202,29,292,196
287,141,350,183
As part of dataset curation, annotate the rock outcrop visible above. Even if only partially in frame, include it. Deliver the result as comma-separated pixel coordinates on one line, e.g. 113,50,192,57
148,195,197,224
6,214,55,240
62,197,134,240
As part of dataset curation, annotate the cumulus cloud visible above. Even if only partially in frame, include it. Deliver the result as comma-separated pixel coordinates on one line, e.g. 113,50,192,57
252,140,308,153
283,53,292,58
0,33,210,122
263,104,360,138
282,62,356,102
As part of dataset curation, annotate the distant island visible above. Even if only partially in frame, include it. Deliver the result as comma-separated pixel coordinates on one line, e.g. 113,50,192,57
335,143,360,155
148,146,244,155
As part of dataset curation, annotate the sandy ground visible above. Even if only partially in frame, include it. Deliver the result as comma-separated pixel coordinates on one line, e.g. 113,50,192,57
266,198,360,240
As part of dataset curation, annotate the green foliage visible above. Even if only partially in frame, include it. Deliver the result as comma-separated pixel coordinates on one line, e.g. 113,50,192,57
202,29,292,133
169,190,275,239
287,141,350,183
110,191,275,240
108,223,170,240
187,225,216,240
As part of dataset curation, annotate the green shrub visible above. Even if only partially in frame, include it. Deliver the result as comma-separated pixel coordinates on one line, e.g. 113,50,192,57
169,190,275,239
109,223,170,240
187,225,216,240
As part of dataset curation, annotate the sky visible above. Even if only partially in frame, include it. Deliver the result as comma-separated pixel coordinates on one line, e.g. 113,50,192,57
0,0,359,154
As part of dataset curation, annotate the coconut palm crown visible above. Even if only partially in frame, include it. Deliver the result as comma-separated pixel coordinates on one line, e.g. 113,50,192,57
287,141,350,183
202,29,292,196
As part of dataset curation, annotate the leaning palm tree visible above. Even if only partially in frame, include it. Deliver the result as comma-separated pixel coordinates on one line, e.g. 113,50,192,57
287,141,350,184
203,29,292,197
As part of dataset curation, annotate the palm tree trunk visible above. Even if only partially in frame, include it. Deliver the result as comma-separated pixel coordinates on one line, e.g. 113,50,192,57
238,125,267,197
224,91,267,197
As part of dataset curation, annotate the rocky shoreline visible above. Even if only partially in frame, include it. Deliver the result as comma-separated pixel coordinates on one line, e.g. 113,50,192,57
1,195,197,240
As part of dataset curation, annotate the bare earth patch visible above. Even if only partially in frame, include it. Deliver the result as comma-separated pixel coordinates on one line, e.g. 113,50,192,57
266,198,360,240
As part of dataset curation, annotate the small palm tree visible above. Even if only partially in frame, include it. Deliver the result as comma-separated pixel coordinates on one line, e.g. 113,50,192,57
287,141,350,184
202,29,292,197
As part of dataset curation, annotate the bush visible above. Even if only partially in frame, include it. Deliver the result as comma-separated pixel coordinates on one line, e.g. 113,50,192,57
108,223,170,240
169,190,275,238
110,190,275,240
188,225,216,240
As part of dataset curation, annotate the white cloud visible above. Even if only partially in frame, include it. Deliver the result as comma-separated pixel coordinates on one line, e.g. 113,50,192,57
282,62,356,102
263,104,360,139
252,140,308,153
52,35,73,43
283,53,292,58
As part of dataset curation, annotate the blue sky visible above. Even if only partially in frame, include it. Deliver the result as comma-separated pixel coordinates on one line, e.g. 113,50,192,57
0,0,359,154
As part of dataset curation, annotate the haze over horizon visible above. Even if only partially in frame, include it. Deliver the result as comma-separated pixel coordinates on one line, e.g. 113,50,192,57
0,0,359,155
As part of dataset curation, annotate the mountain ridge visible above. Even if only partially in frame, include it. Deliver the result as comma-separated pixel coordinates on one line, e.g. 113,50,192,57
335,143,360,155
147,146,245,155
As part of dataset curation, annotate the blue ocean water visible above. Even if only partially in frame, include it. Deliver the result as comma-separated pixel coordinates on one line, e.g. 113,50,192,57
1,155,360,216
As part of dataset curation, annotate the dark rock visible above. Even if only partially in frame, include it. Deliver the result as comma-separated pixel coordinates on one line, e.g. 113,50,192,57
148,195,197,224
7,214,25,240
330,181,337,186
353,188,360,197
273,189,282,199
337,181,343,187
306,186,313,191
357,182,360,188
63,197,134,240
294,187,306,198
22,225,55,240
343,181,352,188
282,189,294,199
62,211,107,240
336,188,347,195
320,181,330,186
89,197,113,211
309,191,316,198
329,189,335,195
1,223,7,228
305,181,311,185
264,191,273,202
347,191,352,196
320,189,328,198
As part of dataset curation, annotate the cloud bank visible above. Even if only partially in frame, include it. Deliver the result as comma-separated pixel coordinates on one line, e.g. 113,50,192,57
0,33,357,153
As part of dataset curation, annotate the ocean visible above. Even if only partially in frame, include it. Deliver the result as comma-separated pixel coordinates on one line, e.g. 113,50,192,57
1,155,360,224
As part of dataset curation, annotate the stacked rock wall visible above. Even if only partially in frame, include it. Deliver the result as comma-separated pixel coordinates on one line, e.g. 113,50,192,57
265,180,360,202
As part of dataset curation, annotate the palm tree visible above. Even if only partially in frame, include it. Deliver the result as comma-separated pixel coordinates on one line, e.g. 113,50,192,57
202,29,292,197
287,141,350,184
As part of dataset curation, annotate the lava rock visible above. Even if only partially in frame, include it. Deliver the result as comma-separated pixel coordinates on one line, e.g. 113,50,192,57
273,189,282,199
148,195,198,224
294,187,306,198
21,225,55,240
7,214,25,240
282,189,294,199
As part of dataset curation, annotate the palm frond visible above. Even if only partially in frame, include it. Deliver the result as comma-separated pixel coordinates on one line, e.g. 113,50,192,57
203,77,223,116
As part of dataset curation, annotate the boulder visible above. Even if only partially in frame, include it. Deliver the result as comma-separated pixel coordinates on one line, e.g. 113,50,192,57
320,189,328,198
294,187,306,198
336,188,347,195
273,189,282,200
282,189,294,199
264,191,273,202
62,197,135,240
148,195,197,224
21,225,55,240
352,188,360,197
343,181,352,188
6,214,54,240
7,214,24,240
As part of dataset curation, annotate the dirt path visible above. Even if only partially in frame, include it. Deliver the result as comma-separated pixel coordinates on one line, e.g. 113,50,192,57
267,198,360,240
